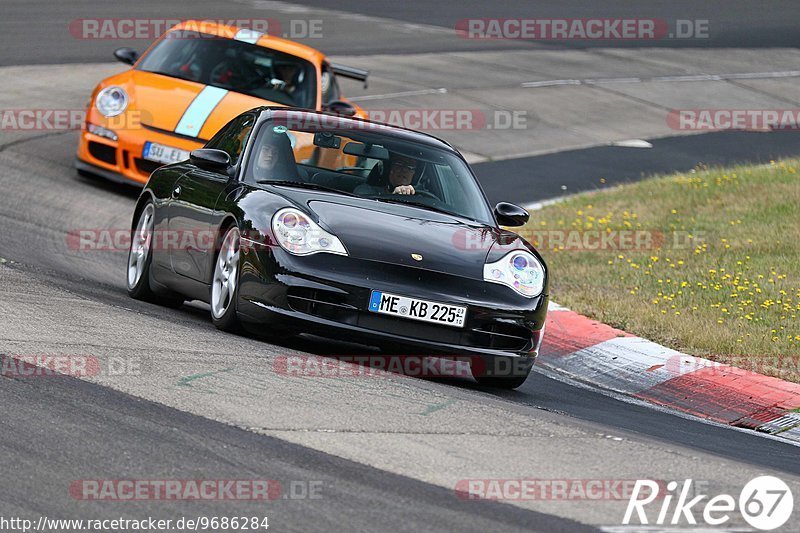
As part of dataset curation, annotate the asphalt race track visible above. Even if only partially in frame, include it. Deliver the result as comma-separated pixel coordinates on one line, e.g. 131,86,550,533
3,0,799,66
475,130,800,205
1,1,799,531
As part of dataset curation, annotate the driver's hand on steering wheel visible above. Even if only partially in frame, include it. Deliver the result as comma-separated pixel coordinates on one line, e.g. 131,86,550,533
392,185,415,195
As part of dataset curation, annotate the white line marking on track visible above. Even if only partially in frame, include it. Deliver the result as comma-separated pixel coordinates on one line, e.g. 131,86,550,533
349,88,448,102
523,198,564,211
585,77,643,84
520,79,582,88
611,139,653,148
652,74,724,82
522,70,800,88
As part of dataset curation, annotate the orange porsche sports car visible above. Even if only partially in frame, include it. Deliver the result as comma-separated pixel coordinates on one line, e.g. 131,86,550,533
76,20,368,186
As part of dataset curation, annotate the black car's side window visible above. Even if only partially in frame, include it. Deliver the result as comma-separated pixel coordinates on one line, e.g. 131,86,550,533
205,114,256,167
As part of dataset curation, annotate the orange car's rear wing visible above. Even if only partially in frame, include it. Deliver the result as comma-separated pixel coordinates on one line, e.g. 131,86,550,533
331,63,369,89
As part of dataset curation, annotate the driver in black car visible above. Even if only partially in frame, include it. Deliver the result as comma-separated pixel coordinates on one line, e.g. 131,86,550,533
251,126,300,181
355,154,418,196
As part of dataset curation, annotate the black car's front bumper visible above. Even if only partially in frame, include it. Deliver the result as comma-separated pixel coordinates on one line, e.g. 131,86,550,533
236,244,547,366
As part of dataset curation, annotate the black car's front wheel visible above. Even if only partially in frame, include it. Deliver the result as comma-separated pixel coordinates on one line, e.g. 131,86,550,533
211,225,242,332
127,202,183,307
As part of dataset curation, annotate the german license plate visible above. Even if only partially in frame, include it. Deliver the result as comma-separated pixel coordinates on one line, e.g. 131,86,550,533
143,142,190,165
368,290,466,328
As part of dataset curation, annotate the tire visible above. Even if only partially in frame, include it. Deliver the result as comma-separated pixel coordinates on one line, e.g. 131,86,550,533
126,202,184,307
210,225,242,333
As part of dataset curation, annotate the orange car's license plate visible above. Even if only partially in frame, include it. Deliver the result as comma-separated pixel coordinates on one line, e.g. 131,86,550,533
143,142,190,165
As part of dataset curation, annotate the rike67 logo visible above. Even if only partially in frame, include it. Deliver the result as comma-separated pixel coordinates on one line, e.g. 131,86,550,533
624,477,794,530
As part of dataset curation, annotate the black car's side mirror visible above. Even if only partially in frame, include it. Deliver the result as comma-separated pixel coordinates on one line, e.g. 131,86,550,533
324,100,357,117
113,47,140,65
190,149,231,173
495,202,530,227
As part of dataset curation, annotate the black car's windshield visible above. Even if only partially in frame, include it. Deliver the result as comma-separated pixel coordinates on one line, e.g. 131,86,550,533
372,196,465,219
137,31,316,108
244,118,495,225
256,179,359,198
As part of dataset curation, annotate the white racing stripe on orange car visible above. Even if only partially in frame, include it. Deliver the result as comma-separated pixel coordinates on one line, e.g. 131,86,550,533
174,86,229,137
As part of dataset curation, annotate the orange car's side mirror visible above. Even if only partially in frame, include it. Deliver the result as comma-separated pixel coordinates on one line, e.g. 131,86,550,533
114,48,139,66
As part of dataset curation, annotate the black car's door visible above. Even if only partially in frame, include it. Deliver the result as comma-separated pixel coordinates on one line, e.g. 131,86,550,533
167,113,255,282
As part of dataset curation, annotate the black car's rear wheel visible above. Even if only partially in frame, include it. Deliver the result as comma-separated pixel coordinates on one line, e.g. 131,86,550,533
211,226,242,332
127,202,184,307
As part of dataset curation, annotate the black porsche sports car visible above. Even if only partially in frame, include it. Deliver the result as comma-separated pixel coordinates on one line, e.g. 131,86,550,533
126,107,548,388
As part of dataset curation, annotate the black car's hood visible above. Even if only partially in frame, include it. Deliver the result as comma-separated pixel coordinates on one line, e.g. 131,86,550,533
304,196,500,279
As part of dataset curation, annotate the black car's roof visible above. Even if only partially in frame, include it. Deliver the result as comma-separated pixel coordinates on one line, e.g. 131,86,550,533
252,107,460,156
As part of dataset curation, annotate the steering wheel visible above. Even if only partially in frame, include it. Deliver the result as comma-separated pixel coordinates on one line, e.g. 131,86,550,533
209,62,236,86
409,189,440,201
210,61,264,89
384,189,442,204
335,166,371,176
168,60,201,82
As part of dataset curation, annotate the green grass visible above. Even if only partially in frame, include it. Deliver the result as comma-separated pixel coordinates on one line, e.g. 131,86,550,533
524,159,800,382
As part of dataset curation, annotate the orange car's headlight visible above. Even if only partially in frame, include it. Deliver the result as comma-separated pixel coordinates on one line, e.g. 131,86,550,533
95,86,128,118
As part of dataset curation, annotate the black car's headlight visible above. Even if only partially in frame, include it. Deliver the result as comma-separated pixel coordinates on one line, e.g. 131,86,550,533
483,250,545,297
271,208,348,256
